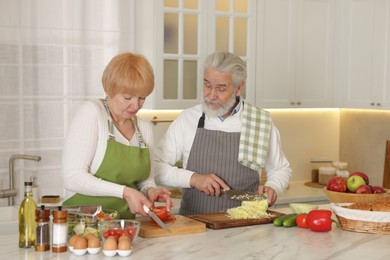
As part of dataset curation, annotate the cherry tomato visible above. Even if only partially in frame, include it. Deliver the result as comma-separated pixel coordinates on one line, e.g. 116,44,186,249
151,206,168,222
296,213,309,228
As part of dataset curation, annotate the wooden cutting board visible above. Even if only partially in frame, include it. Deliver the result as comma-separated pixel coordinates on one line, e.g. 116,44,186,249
136,215,206,238
187,210,284,230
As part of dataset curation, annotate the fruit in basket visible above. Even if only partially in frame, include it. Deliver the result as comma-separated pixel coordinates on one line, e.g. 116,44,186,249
370,186,386,194
350,171,369,185
327,176,347,192
355,184,373,194
347,175,366,192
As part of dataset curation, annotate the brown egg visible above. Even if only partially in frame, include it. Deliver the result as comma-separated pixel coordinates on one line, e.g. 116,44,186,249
118,235,131,242
69,234,81,247
103,237,117,251
84,233,96,240
117,239,132,251
73,237,88,250
87,235,101,248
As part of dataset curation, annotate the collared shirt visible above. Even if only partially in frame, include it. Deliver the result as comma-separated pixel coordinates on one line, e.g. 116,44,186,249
218,96,241,121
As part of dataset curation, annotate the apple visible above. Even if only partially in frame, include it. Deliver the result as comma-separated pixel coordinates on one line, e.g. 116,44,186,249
327,176,347,192
347,175,366,192
356,184,373,194
350,171,369,185
370,185,386,194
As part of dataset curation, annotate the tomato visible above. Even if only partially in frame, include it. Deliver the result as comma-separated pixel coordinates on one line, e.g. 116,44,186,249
103,231,110,239
296,213,309,228
151,206,168,222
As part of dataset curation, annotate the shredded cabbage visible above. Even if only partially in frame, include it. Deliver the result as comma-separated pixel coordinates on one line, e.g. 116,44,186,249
227,200,275,219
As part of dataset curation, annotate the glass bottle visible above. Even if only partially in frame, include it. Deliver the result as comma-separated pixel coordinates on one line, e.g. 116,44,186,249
52,206,68,252
35,205,50,252
19,181,37,248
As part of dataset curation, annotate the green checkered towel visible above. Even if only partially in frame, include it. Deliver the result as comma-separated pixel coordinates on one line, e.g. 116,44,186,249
238,102,271,172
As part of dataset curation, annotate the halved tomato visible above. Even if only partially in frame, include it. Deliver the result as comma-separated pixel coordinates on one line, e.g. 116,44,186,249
151,206,168,222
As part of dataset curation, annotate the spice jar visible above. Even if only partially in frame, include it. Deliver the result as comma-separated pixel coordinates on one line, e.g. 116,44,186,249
35,205,50,252
52,206,68,253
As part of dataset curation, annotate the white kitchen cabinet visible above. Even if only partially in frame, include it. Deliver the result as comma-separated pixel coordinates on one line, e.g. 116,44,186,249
255,0,337,108
338,0,390,110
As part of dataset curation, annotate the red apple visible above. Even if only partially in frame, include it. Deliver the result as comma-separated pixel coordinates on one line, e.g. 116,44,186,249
327,176,347,192
350,171,369,185
355,184,373,194
370,185,386,194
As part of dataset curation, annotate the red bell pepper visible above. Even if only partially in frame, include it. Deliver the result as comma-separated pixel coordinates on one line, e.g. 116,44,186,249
306,209,338,232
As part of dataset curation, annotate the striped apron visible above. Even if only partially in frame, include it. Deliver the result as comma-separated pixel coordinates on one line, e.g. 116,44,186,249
179,113,259,215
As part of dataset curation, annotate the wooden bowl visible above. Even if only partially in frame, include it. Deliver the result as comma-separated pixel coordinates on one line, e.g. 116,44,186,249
323,187,390,203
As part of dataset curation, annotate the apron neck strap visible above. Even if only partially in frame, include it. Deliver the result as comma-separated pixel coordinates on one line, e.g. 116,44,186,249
197,113,205,128
103,97,146,148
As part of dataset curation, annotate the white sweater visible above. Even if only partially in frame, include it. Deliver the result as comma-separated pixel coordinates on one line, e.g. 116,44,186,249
154,103,292,195
62,100,156,200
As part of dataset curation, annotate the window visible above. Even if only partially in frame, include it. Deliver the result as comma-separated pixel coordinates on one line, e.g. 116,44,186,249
154,0,256,109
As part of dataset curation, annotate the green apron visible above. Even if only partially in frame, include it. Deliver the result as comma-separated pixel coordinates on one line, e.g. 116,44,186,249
63,100,150,219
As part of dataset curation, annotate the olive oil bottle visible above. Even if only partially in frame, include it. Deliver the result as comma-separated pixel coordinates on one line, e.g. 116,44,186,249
19,181,37,248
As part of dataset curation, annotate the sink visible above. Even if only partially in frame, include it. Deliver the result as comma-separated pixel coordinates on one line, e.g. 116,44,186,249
0,206,18,235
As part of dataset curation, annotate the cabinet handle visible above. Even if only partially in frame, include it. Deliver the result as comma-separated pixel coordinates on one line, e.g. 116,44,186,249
377,103,381,106
151,116,174,125
290,102,295,105
297,102,301,105
370,102,375,106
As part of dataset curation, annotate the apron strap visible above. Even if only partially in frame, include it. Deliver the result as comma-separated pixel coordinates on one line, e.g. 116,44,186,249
103,97,146,148
103,97,116,140
197,113,205,128
131,118,146,148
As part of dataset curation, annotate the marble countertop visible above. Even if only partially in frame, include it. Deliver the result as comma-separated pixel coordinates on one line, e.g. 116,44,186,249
2,204,390,260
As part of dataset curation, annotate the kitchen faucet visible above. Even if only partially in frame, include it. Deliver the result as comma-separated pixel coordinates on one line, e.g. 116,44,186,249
0,154,41,206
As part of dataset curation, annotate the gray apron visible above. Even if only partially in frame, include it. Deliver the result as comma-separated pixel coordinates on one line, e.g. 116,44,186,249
180,113,259,215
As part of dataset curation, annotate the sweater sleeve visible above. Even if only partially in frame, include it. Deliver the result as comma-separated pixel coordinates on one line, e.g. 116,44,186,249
62,101,125,199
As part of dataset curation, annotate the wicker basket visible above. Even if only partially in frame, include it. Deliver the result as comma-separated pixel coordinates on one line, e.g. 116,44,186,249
330,203,390,234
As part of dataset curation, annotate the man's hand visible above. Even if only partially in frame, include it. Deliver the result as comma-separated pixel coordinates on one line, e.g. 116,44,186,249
257,186,277,206
190,173,230,196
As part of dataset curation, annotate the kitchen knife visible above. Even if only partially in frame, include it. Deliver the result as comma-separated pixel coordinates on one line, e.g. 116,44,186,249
143,205,171,232
223,190,267,201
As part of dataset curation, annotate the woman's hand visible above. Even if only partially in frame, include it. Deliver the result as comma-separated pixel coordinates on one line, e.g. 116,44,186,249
146,187,173,212
122,186,153,217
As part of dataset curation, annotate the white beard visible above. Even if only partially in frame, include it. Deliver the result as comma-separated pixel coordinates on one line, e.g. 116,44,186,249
202,94,237,118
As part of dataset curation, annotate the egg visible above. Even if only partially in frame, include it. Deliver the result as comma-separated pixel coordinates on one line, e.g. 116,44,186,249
103,237,117,251
73,236,88,250
117,239,132,251
87,235,101,248
118,235,131,242
69,234,81,248
84,233,96,241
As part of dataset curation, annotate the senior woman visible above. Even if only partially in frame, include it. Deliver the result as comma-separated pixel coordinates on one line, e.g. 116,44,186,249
62,52,172,219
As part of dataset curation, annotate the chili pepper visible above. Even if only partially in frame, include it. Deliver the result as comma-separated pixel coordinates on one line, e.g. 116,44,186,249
296,213,309,228
306,209,338,232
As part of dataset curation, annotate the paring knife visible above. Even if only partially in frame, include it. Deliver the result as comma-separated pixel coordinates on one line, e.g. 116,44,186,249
143,205,171,232
223,189,267,201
